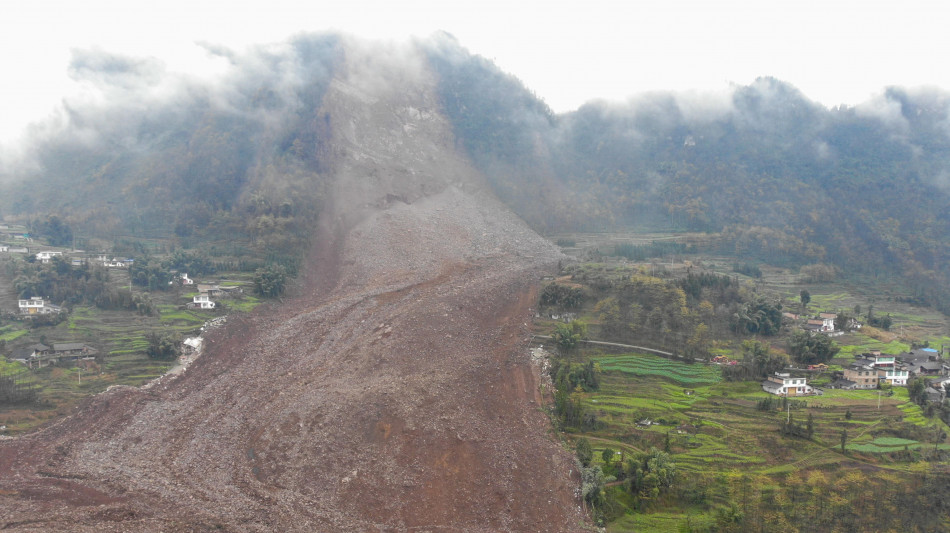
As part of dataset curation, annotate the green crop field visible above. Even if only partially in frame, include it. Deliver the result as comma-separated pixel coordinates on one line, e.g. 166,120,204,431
0,326,28,342
594,353,722,385
540,236,950,531
556,342,950,531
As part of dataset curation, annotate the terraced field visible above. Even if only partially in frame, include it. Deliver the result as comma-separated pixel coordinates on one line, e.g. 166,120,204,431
569,346,950,530
2,285,248,434
847,436,950,453
594,352,722,385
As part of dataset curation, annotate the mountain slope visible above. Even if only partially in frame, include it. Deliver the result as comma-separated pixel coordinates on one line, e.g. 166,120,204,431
0,38,585,532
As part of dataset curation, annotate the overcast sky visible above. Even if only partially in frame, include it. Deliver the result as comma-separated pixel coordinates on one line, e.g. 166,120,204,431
2,0,947,146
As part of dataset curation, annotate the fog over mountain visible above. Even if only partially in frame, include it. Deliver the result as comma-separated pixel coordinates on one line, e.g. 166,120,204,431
4,33,950,529
3,32,950,301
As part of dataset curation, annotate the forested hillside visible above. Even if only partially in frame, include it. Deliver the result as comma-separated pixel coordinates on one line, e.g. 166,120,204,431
426,41,950,312
1,34,341,258
4,34,950,311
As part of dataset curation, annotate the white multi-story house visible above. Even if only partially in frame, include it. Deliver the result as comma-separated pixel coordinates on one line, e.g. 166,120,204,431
805,316,836,333
193,294,215,309
762,372,814,396
18,297,61,315
878,368,909,386
35,251,63,263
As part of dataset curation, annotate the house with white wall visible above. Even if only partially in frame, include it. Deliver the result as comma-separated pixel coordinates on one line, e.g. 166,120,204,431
35,251,63,263
193,294,215,309
18,297,61,315
762,372,814,396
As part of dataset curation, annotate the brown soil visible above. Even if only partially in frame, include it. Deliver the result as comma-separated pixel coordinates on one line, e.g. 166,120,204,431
0,39,587,531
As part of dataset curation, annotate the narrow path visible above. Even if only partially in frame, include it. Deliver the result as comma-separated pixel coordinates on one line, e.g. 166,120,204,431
532,335,675,357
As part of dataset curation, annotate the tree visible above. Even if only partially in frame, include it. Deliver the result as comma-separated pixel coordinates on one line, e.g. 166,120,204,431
835,311,853,332
731,296,783,336
880,314,893,331
745,340,789,378
594,297,624,337
146,332,180,360
164,250,215,276
540,283,584,309
38,215,73,247
686,322,711,358
909,377,927,406
576,437,593,467
253,264,287,297
787,330,840,365
799,289,810,309
130,255,174,291
602,447,616,466
627,447,677,503
551,358,599,392
581,464,607,508
552,320,588,350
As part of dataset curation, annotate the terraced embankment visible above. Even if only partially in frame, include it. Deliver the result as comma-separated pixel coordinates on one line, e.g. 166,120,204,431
0,38,585,531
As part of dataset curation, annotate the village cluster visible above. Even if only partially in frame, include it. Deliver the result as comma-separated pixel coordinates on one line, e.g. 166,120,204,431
4,242,235,314
762,309,950,403
763,349,949,398
3,232,235,370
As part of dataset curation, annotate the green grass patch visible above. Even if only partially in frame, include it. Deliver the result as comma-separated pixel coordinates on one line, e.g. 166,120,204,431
872,437,918,446
608,509,712,533
847,442,950,453
228,295,262,312
896,402,929,426
0,328,28,342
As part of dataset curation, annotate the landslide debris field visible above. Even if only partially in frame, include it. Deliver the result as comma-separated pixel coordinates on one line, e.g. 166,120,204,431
0,41,586,532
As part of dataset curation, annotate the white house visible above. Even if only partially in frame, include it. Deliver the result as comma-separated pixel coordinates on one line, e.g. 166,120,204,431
193,294,215,309
0,245,8,252
18,297,61,315
762,372,814,396
103,258,132,268
879,368,909,386
805,316,835,333
180,273,194,285
35,251,63,263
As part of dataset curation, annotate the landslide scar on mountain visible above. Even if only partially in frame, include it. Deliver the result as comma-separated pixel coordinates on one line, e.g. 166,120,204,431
0,37,585,532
